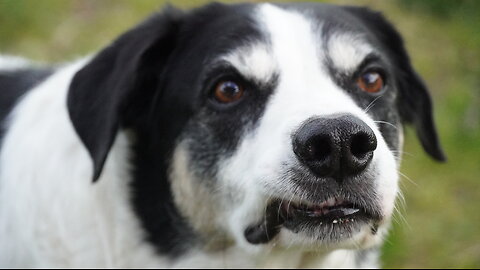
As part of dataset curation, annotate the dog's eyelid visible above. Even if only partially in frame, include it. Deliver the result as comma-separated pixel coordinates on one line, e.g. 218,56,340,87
203,66,247,90
356,53,384,71
205,58,278,88
204,62,237,79
352,54,389,84
202,62,272,97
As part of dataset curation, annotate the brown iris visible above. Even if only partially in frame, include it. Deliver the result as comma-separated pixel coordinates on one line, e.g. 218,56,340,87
213,80,244,104
357,71,384,93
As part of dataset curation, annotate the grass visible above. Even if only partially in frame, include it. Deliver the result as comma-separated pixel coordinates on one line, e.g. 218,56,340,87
1,0,478,268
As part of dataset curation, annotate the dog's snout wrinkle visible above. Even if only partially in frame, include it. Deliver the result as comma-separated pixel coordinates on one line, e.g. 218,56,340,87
292,114,377,182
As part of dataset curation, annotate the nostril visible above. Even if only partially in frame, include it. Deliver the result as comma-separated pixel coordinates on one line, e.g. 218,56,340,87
350,132,377,159
305,136,332,161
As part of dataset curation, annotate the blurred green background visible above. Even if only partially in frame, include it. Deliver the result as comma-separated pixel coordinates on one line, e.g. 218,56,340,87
0,0,478,268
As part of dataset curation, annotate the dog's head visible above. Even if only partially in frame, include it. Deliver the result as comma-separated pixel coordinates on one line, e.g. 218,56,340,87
68,3,445,254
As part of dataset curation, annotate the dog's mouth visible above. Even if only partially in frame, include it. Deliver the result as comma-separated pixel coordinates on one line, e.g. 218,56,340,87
282,198,364,224
244,196,382,245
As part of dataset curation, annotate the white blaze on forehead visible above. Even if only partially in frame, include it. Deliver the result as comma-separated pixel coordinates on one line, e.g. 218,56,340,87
257,4,323,81
327,33,374,71
255,4,363,122
221,43,277,83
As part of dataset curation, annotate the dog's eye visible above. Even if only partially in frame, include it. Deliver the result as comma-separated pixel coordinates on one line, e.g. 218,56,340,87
213,80,245,104
357,71,384,93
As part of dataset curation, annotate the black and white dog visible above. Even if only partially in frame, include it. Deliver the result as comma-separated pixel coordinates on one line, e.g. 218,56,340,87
0,2,445,268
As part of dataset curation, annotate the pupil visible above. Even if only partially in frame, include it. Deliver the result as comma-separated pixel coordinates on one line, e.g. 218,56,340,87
223,82,239,96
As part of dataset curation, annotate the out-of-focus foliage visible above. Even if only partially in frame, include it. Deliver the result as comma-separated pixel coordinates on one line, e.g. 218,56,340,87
382,1,480,268
399,0,480,19
0,0,478,268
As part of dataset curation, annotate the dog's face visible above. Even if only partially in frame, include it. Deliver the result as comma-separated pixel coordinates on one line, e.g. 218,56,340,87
68,3,445,255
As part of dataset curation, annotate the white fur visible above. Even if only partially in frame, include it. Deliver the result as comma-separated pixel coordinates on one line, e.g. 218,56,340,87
172,241,372,268
222,43,278,84
0,60,165,267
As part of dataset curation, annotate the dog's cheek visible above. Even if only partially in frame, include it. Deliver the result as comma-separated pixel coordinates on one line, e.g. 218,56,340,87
361,109,402,219
372,136,400,222
356,114,400,227
377,112,403,160
377,118,403,220
212,133,279,250
169,142,225,242
170,140,258,251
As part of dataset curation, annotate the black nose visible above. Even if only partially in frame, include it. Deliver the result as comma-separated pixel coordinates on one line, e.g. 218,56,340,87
292,114,377,181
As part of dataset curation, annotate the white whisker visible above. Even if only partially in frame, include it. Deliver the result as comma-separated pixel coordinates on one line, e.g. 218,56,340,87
364,95,384,113
398,170,418,187
374,120,398,130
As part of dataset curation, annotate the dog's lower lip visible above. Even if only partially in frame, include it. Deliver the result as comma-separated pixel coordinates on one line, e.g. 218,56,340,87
281,198,365,222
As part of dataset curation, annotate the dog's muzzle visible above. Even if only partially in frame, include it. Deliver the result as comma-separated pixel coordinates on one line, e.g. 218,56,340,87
244,114,382,245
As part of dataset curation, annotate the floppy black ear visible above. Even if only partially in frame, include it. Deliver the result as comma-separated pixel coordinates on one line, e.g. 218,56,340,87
344,7,446,162
68,8,183,181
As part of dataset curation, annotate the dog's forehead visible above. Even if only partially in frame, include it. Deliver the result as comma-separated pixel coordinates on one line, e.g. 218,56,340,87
216,3,375,82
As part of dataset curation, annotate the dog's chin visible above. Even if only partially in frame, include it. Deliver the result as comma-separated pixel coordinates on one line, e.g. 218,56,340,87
243,196,385,250
275,220,385,252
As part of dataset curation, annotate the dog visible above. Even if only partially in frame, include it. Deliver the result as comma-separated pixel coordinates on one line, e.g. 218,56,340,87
0,2,445,268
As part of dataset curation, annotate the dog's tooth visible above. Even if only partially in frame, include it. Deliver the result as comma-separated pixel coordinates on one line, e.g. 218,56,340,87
332,219,338,224
327,198,335,206
341,208,360,216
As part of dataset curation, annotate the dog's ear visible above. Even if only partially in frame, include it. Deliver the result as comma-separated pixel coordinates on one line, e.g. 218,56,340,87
344,7,446,162
68,8,183,181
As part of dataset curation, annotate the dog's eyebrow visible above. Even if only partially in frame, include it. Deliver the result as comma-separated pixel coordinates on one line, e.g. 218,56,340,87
219,43,278,85
327,33,374,72
355,53,383,71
